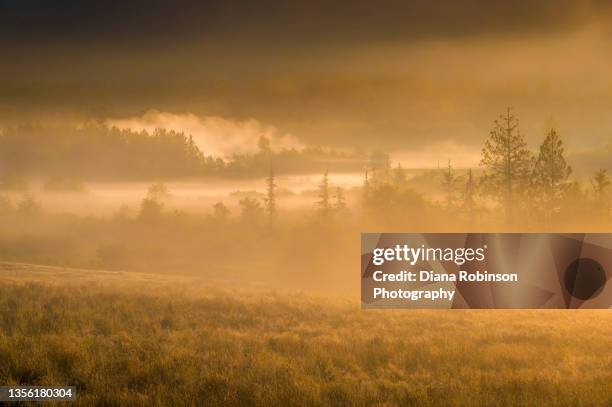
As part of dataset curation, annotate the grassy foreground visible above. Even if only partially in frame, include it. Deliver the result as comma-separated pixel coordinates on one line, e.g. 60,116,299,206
0,264,610,406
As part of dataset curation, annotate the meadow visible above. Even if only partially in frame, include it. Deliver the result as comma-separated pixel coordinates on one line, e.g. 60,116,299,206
0,262,610,406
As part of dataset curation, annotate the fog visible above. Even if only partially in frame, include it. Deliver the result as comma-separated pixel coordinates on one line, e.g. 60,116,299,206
9,173,367,216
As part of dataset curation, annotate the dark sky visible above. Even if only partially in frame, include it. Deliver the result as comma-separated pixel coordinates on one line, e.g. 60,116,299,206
2,1,608,45
2,0,612,164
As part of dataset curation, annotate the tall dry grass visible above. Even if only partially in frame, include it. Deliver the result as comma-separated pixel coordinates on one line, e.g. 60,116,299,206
0,267,610,406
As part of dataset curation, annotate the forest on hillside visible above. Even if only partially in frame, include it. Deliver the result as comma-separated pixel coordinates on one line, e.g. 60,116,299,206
0,123,372,185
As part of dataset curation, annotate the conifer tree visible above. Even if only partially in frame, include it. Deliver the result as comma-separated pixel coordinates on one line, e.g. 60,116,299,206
393,163,407,185
264,164,276,221
334,186,347,211
463,168,476,217
317,170,330,215
592,169,611,214
480,108,532,220
532,128,572,219
363,168,371,207
440,160,460,211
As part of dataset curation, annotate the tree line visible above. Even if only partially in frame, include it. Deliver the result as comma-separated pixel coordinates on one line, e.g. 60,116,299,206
367,108,609,225
0,123,370,186
233,108,610,227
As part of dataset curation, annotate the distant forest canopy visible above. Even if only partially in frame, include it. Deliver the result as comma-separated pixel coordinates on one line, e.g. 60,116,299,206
0,123,374,184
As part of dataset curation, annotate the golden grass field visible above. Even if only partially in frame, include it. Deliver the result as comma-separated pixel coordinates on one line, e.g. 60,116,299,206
0,262,610,406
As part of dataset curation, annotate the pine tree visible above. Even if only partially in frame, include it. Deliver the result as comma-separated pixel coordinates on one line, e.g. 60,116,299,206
264,164,276,221
480,108,532,221
440,160,460,211
363,168,371,207
334,187,347,211
393,163,407,185
317,170,330,215
532,128,572,219
384,155,392,183
463,168,476,216
592,169,611,214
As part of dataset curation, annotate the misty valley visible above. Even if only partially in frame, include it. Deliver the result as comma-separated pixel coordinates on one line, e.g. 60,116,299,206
0,110,609,294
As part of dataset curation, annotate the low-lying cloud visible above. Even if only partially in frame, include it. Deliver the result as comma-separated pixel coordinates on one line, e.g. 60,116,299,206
107,110,303,157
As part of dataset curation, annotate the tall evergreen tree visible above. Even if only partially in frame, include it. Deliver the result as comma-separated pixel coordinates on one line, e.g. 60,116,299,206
532,128,572,219
363,168,371,207
384,155,392,183
440,160,460,211
317,170,331,215
592,169,611,214
480,108,532,220
463,168,476,217
264,164,276,221
334,186,347,211
393,163,407,185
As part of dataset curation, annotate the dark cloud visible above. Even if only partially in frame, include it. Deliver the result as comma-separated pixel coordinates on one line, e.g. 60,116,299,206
1,0,612,156
1,0,610,47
